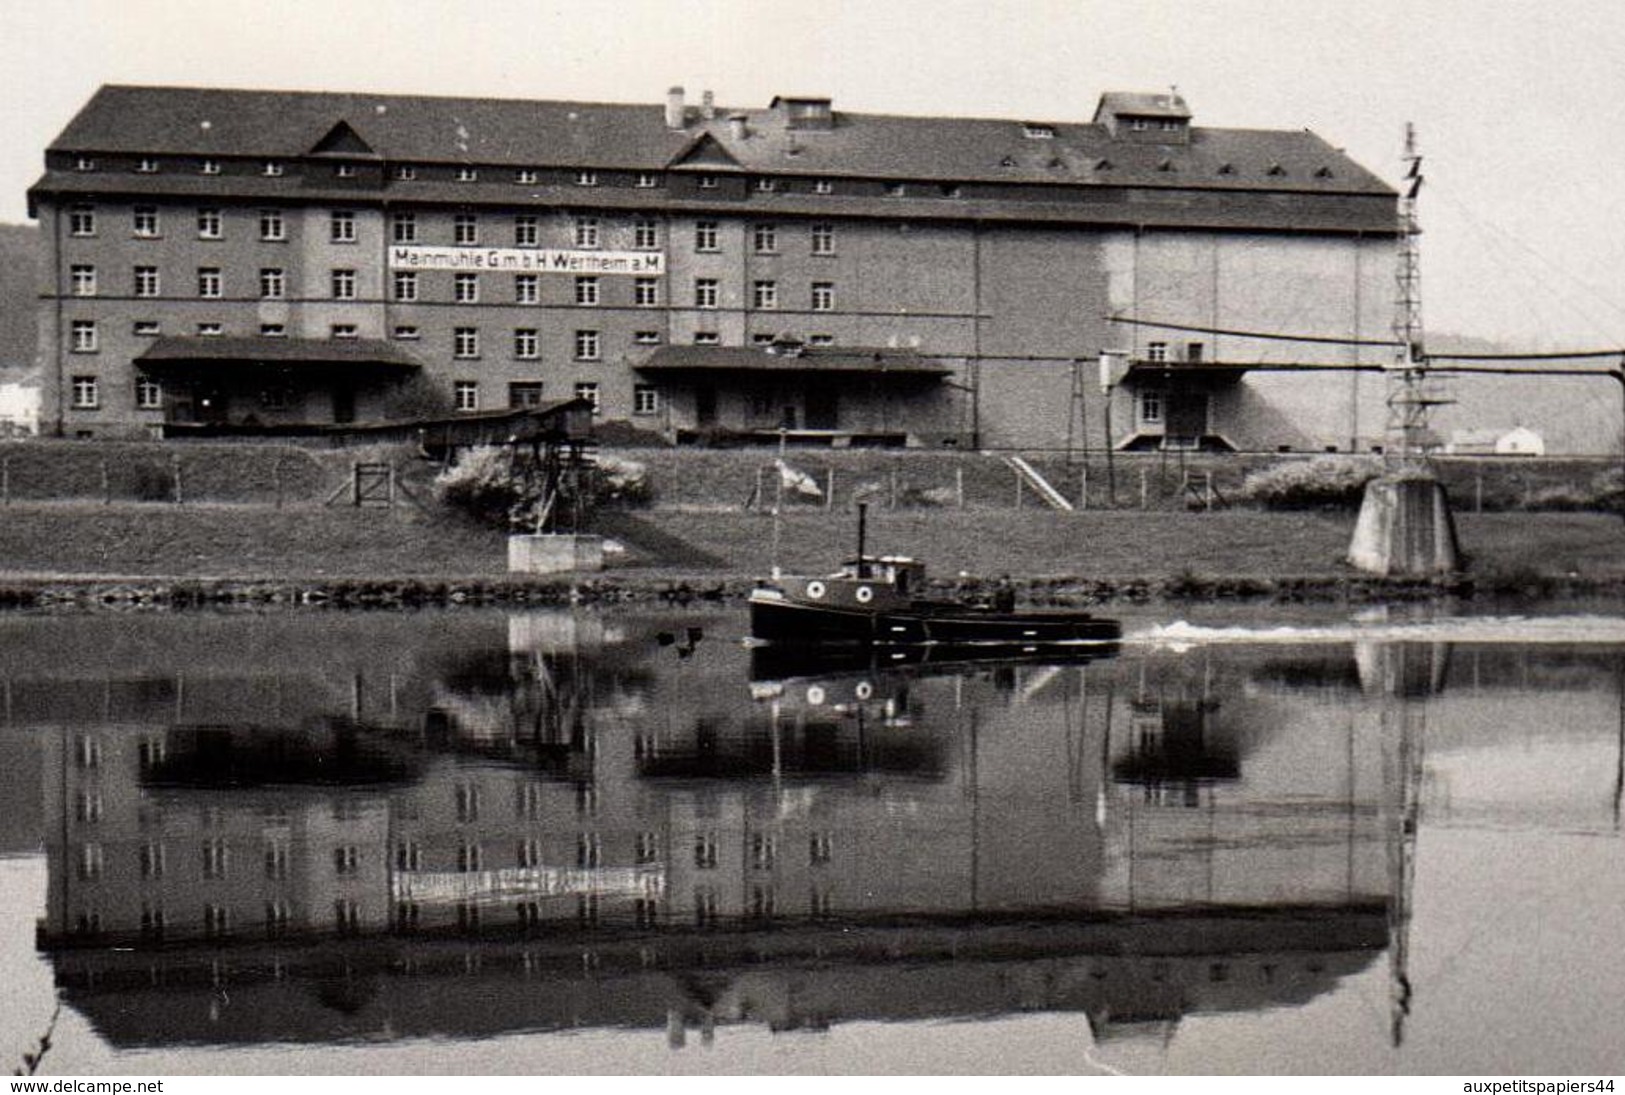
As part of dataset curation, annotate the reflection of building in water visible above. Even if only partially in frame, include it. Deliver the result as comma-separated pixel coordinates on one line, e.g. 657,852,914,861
11,614,1431,1049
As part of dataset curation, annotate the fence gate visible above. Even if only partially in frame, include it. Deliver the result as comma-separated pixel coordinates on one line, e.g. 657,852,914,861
352,462,394,508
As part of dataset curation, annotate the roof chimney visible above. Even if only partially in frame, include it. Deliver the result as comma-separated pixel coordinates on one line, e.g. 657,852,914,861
665,86,686,130
700,90,716,120
728,113,748,141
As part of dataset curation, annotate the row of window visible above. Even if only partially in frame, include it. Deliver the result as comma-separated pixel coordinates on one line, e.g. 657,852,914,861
68,266,841,310
68,155,867,195
64,205,840,254
64,374,642,416
70,317,840,359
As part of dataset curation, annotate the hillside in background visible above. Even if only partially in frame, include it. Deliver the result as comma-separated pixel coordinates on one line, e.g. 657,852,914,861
1426,331,1622,455
0,223,40,378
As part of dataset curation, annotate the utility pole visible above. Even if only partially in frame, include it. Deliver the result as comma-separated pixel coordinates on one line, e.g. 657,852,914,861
1385,123,1448,468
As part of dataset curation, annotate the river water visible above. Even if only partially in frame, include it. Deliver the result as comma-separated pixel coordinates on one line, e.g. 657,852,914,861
1,603,1622,1075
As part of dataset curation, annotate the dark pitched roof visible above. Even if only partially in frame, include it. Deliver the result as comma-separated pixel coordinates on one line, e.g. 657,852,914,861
136,336,422,369
43,85,1393,196
638,344,951,375
1095,91,1192,119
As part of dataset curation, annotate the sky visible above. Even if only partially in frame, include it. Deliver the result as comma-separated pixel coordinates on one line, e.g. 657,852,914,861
1,0,1622,349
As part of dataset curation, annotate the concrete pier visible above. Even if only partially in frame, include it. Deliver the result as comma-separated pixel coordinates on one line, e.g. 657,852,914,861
508,533,605,575
1348,474,1461,577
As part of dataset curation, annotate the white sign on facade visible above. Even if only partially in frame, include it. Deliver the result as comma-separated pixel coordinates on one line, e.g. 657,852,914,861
389,246,664,275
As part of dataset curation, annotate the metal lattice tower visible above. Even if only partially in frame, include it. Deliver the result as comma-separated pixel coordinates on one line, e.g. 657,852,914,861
1385,123,1450,470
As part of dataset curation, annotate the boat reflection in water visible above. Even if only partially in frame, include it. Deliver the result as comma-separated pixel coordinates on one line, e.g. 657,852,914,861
24,611,1424,1052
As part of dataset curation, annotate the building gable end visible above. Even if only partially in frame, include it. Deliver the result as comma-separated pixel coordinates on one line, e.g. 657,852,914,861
308,120,377,158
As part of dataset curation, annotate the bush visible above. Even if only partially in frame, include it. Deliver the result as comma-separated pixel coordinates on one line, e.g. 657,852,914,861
433,446,652,530
1523,467,1625,513
1239,457,1381,510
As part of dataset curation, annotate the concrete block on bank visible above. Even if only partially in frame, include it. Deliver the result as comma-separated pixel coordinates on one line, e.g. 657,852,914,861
508,534,604,575
1348,474,1461,577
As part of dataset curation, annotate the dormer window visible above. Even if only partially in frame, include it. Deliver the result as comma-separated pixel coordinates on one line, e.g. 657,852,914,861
1266,163,1286,176
136,158,160,174
697,174,719,189
775,96,833,131
393,165,417,180
1094,158,1114,171
1314,166,1334,178
635,172,659,188
885,182,906,196
200,159,221,175
1217,163,1235,175
1157,159,1175,172
998,156,1016,168
456,167,478,182
1161,119,1182,132
755,177,776,192
1129,118,1149,132
334,163,357,178
574,170,598,187
1023,123,1055,139
74,157,96,172
262,161,284,177
515,169,538,184
813,178,834,195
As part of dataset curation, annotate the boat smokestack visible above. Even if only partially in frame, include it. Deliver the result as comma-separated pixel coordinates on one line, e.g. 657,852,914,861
856,502,869,578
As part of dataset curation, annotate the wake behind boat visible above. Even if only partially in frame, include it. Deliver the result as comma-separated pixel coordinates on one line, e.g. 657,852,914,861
749,504,1121,648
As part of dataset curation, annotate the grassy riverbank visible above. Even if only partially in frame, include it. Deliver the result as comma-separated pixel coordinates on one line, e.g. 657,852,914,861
0,501,1622,600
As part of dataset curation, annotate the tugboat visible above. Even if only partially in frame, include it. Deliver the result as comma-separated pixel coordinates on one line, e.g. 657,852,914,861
748,504,1121,648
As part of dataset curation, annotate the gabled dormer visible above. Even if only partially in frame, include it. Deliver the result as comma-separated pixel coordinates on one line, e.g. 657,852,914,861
307,119,378,158
666,130,744,171
1093,91,1192,145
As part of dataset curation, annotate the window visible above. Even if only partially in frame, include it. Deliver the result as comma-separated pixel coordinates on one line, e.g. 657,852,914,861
634,218,659,249
1129,118,1149,132
697,174,719,189
811,282,835,311
71,375,98,407
752,280,778,309
454,272,479,302
568,382,599,414
393,164,416,181
634,384,659,415
573,217,599,248
134,266,161,297
752,332,776,346
811,222,835,255
330,210,356,243
391,211,417,243
259,209,285,241
133,206,160,238
454,380,478,410
634,277,659,306
1023,123,1056,139
69,204,95,236
133,320,161,337
456,167,478,182
454,327,479,358
260,323,286,337
1138,390,1164,425
885,182,906,196
393,325,419,340
813,178,834,195
331,269,357,299
574,170,598,187
197,267,222,298
136,157,160,174
694,833,719,869
514,215,538,247
333,846,360,875
1146,341,1168,363
334,163,357,179
807,333,834,346
574,276,599,306
1162,119,1182,131
574,330,600,361
197,322,223,337
809,832,833,865
514,168,538,184
693,331,720,345
259,268,285,299
196,208,222,238
634,330,661,345
508,382,544,408
941,184,963,198
70,321,98,355
694,278,719,309
139,841,165,878
330,323,358,339
753,223,777,253
392,271,417,301
635,172,659,188
755,177,777,193
1186,342,1205,363
454,213,478,245
514,274,539,304
70,265,96,296
262,160,285,177
576,831,601,868
136,376,162,409
695,221,719,252
74,156,96,172
513,328,539,358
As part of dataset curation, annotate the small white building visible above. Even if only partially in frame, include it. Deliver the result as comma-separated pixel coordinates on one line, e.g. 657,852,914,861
0,381,40,437
1494,426,1545,456
1447,426,1545,456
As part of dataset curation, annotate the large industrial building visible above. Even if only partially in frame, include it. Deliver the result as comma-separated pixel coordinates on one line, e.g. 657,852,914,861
28,84,1400,449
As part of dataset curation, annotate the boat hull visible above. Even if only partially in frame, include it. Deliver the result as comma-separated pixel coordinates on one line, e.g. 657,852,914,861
749,590,1121,647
